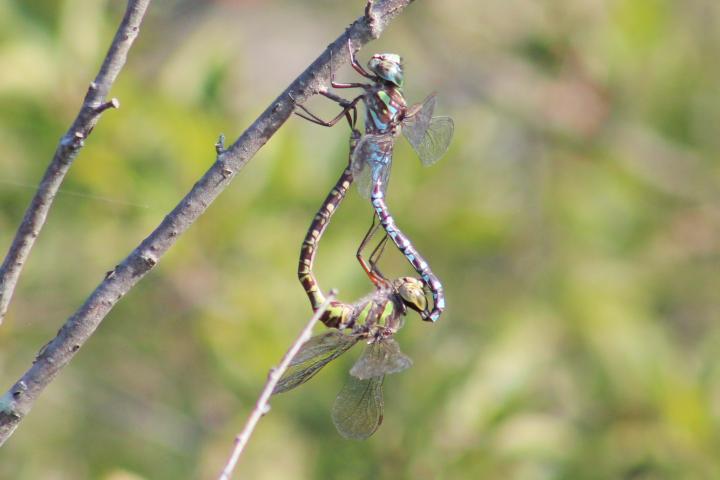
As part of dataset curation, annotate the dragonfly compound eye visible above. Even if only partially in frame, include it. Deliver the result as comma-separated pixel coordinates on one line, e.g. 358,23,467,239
394,277,427,314
368,53,404,88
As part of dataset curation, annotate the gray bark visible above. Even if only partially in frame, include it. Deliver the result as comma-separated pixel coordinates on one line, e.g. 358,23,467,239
0,0,152,324
0,0,415,446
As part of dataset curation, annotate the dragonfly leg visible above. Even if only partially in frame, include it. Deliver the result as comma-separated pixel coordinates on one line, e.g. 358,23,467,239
322,91,360,129
320,91,359,126
325,43,370,90
292,94,362,129
347,39,374,79
368,233,390,282
331,81,369,89
294,106,349,128
357,215,390,288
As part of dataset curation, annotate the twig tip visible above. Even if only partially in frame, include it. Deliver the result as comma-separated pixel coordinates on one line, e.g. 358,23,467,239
215,134,226,155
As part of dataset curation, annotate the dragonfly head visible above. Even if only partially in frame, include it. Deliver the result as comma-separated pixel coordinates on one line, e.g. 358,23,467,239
368,53,404,88
393,277,427,316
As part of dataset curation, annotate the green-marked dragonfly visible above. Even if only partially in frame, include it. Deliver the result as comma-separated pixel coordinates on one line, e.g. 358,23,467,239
277,128,428,439
293,41,453,322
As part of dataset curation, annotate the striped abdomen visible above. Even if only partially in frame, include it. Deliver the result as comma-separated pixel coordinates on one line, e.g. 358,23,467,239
370,182,445,322
297,159,355,328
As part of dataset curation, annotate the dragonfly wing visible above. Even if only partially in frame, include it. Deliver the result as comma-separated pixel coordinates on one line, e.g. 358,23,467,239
351,134,394,199
351,137,373,199
331,374,384,440
273,331,359,394
349,338,413,380
403,94,454,166
403,94,437,148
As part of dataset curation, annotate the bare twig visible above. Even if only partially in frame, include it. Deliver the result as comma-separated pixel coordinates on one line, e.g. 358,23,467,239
217,291,338,480
0,0,152,324
0,0,414,446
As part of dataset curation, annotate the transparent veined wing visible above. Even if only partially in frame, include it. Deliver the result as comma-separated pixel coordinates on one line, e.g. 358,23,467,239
273,331,359,394
351,134,395,199
349,337,413,380
403,94,437,143
402,94,454,166
331,374,384,439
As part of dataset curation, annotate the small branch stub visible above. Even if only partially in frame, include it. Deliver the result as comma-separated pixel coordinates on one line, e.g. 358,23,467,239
73,132,85,148
0,0,152,326
365,0,379,35
215,134,226,155
95,98,120,114
142,255,157,268
0,0,413,446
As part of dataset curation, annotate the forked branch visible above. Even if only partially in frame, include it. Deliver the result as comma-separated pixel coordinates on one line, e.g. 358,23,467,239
0,0,152,324
0,0,415,446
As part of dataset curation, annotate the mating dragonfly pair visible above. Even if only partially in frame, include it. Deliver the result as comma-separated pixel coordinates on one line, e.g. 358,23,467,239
273,42,453,439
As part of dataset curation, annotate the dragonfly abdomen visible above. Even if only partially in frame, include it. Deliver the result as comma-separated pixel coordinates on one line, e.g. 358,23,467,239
319,301,353,329
370,184,445,322
298,166,353,312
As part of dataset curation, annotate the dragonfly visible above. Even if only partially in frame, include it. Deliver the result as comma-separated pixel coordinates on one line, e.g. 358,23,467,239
293,41,454,322
281,127,429,439
280,225,426,439
296,116,430,326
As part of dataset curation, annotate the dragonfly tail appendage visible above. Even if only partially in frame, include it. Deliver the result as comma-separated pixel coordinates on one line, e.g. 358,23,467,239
369,183,445,322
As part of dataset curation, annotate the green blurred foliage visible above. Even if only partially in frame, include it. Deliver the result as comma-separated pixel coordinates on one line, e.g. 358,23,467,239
1,0,720,478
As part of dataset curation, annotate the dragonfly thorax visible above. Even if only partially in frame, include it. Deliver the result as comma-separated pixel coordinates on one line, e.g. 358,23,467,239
344,277,427,338
364,84,407,135
348,287,401,335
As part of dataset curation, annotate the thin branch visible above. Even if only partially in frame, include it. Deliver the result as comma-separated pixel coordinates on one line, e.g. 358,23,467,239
0,0,152,324
0,0,414,446
217,290,338,480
